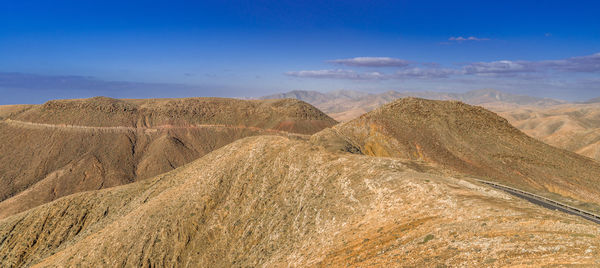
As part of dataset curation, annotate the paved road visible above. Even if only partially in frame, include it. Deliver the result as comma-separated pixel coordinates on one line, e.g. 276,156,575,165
477,179,600,225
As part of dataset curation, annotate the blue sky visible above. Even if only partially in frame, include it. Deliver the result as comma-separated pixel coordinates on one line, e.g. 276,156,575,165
0,0,599,104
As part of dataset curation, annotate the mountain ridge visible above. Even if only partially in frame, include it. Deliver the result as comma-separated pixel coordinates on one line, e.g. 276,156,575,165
312,97,600,213
261,89,567,121
0,96,336,219
1,135,599,266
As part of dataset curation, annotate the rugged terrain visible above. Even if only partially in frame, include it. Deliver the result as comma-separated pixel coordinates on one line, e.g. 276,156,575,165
0,135,599,267
0,97,336,218
265,89,600,162
262,89,565,122
1,97,600,266
494,103,600,161
312,98,600,214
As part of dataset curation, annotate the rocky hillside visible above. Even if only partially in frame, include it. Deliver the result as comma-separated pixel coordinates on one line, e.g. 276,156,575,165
1,136,598,267
0,97,336,218
313,98,600,213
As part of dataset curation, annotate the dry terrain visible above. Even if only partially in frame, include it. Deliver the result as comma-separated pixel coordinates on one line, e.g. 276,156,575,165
0,97,336,218
0,105,34,120
493,103,600,161
1,96,599,266
264,89,600,162
1,135,599,267
312,98,600,214
262,89,565,122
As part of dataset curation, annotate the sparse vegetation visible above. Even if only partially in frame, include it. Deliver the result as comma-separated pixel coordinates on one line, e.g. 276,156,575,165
423,234,434,243
0,97,335,219
1,98,599,266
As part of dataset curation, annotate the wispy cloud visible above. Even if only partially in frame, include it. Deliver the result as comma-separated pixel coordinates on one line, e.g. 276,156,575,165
448,36,490,42
539,53,600,72
286,52,600,83
327,57,411,67
462,60,534,76
285,68,460,80
395,68,461,79
285,69,387,80
462,53,600,75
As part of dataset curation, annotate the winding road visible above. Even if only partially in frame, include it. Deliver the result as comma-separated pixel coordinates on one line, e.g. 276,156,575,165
477,179,600,224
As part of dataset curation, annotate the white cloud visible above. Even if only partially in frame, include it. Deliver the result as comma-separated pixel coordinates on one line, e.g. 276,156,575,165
328,57,411,67
462,53,600,75
448,36,490,42
463,60,534,76
286,52,600,81
285,69,387,80
395,68,461,78
539,53,600,72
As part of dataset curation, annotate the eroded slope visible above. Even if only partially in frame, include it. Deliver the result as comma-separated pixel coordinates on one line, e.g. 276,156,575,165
493,103,600,161
0,97,336,218
0,136,598,267
313,98,600,213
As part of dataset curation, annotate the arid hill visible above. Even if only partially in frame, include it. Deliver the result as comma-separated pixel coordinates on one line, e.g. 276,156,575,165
13,96,334,131
0,97,336,218
264,89,600,163
312,98,600,213
1,135,598,267
0,104,33,120
493,103,600,161
262,89,566,121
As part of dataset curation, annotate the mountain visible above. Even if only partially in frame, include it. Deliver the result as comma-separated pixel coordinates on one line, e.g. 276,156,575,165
494,103,600,161
263,89,600,162
312,98,600,213
261,89,566,121
0,97,336,218
1,135,599,267
583,97,600,104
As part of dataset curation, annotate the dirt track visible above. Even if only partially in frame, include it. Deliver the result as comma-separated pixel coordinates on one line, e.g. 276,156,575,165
1,118,306,136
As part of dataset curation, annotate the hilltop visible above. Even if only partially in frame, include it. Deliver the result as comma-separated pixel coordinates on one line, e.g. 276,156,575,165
0,97,336,218
266,89,600,161
13,96,334,131
262,89,566,121
312,98,600,213
1,135,598,267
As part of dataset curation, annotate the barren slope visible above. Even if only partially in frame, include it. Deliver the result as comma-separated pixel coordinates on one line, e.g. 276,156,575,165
267,89,600,162
264,89,600,162
493,103,600,161
0,97,336,218
0,136,598,267
313,98,600,213
0,104,33,120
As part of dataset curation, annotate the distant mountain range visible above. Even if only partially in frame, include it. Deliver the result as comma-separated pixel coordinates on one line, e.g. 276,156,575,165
261,89,568,121
583,97,600,104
